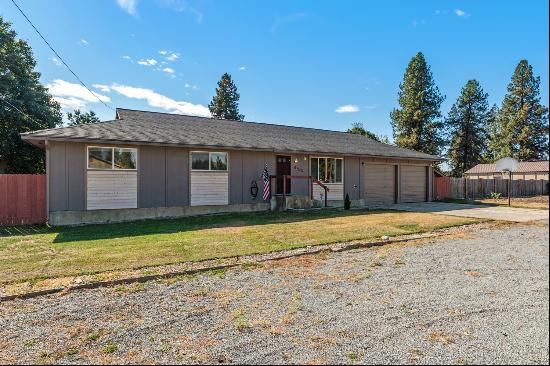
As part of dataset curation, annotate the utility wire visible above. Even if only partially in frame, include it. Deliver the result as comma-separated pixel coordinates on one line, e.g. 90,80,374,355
0,95,50,130
10,0,114,111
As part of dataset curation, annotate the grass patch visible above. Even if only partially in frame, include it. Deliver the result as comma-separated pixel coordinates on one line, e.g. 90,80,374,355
103,342,117,354
0,209,481,284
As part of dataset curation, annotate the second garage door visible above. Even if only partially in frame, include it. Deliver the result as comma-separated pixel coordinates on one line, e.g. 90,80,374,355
364,164,396,205
401,165,427,202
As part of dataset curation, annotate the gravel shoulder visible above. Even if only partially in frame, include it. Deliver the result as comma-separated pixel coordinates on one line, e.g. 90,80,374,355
1,223,548,364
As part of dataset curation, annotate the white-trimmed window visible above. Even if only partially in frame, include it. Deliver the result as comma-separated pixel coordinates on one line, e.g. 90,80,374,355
311,157,343,183
191,151,228,171
87,146,137,170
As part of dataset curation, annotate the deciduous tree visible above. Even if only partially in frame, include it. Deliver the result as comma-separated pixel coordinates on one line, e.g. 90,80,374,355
67,109,100,125
0,16,62,173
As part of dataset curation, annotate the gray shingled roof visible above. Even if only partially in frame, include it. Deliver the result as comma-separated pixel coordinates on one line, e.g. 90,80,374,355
465,161,549,174
21,108,441,160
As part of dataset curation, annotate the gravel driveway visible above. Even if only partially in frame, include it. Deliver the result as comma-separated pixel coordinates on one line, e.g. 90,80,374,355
1,223,548,364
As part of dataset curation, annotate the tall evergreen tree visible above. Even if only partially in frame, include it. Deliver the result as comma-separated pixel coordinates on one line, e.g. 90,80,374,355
208,73,244,120
0,16,62,173
446,80,490,177
496,60,548,160
67,109,100,125
390,52,445,155
485,104,501,162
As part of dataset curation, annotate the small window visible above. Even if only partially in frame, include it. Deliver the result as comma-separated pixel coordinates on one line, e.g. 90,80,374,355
88,147,113,169
311,158,319,180
210,152,228,171
88,146,137,170
191,152,210,170
310,157,343,183
114,148,137,169
191,152,228,171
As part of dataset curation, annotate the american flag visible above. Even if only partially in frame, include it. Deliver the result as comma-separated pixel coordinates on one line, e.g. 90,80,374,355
262,163,270,201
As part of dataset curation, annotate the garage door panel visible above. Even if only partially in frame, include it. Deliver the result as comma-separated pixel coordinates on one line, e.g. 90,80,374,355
401,165,427,202
364,164,395,205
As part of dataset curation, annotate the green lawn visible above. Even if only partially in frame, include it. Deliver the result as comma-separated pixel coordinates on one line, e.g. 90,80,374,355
0,209,481,284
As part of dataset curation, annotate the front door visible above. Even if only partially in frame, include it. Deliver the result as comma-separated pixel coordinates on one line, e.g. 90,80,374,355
276,155,291,194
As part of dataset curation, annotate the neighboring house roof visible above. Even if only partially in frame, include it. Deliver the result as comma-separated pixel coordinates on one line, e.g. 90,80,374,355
21,108,441,161
465,161,549,174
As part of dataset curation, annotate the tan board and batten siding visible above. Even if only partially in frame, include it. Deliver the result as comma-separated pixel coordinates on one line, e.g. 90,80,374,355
400,165,427,202
190,171,229,206
364,164,396,205
86,170,137,209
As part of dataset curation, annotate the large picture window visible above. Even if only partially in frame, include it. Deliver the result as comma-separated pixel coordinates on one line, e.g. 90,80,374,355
88,146,137,170
191,151,228,171
311,157,343,183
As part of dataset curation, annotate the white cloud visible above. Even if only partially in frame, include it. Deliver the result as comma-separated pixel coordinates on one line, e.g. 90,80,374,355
162,67,175,74
93,84,111,93
159,50,168,55
191,85,198,90
117,0,137,15
455,9,467,17
166,53,180,61
122,55,133,61
53,97,88,110
184,84,190,88
239,66,246,71
335,104,360,113
80,39,89,45
51,57,62,66
110,84,210,117
138,58,158,66
47,79,111,111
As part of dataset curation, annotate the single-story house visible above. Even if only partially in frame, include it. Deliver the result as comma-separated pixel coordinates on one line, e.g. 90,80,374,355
21,108,441,225
464,160,549,180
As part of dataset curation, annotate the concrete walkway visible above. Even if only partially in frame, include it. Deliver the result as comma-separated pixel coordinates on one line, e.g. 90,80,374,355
384,202,549,222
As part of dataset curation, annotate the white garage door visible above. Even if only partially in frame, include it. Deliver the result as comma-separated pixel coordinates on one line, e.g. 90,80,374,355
364,164,396,205
401,165,427,202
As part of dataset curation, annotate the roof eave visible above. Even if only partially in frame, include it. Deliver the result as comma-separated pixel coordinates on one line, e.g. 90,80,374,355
19,135,441,161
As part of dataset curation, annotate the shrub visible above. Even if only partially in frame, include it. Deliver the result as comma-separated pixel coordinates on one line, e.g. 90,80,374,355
344,193,351,210
490,192,502,199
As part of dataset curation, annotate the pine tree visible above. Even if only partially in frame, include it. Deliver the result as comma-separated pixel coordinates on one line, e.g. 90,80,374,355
497,60,549,160
67,109,100,125
390,52,445,155
485,104,501,162
0,17,62,173
446,80,490,177
208,73,244,120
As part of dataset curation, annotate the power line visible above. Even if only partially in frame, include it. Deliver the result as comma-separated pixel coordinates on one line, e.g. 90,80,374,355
0,95,50,130
9,0,114,111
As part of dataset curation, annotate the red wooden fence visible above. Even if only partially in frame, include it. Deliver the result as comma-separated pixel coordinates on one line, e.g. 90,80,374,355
0,174,47,225
434,175,451,200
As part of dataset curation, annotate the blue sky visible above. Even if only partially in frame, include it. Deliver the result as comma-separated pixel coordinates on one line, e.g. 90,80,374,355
3,0,549,140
